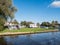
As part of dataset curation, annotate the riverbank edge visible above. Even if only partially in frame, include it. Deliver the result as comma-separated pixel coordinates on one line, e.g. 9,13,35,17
0,30,59,36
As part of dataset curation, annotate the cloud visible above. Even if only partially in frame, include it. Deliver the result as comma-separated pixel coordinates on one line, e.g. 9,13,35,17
49,1,60,8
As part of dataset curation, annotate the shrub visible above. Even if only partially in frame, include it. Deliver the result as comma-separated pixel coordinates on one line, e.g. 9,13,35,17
48,27,55,29
0,25,4,31
0,18,5,31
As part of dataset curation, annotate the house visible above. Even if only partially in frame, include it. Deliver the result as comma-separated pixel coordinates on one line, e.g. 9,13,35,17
4,22,26,30
29,24,38,28
4,22,20,30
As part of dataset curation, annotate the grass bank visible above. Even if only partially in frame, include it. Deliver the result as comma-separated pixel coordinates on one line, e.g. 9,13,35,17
0,28,54,32
0,28,58,36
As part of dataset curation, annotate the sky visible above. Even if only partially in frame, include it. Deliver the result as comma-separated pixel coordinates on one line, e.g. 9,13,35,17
13,0,60,23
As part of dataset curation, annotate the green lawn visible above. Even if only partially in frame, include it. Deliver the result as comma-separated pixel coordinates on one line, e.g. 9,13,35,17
0,28,54,33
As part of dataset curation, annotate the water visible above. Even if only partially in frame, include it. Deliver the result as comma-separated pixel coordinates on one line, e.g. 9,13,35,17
0,32,60,45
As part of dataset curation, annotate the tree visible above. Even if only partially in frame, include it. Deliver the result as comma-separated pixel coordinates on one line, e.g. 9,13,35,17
51,21,59,28
12,19,19,24
20,21,34,27
0,0,17,20
0,18,5,30
26,22,34,27
37,23,40,27
41,22,50,27
20,21,26,26
0,0,17,30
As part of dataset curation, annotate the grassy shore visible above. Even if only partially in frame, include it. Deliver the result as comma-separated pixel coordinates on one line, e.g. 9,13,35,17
0,28,58,36
0,28,55,32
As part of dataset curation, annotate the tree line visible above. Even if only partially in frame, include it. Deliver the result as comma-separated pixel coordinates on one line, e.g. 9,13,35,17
20,21,60,28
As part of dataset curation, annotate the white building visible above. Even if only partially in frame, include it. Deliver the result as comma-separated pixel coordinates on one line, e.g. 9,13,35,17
4,22,26,30
29,24,38,28
4,22,19,30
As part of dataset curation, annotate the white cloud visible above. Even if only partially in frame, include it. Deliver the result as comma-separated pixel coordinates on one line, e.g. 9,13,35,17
49,1,60,8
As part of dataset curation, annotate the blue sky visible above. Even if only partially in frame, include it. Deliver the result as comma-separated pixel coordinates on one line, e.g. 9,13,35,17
13,0,60,23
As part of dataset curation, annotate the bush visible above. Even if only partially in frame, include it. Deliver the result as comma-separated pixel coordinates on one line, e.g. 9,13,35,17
0,25,4,31
0,18,5,31
48,27,55,29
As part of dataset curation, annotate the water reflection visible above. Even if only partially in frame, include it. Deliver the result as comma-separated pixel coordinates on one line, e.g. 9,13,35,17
0,32,60,45
0,37,7,45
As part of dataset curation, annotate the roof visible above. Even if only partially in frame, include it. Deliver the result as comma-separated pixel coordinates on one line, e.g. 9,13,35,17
4,22,19,26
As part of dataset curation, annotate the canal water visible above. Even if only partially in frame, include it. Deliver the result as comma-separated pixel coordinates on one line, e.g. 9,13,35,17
0,32,60,45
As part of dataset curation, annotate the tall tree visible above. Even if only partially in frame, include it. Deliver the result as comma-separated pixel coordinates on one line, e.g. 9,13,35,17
0,0,17,20
0,0,17,30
